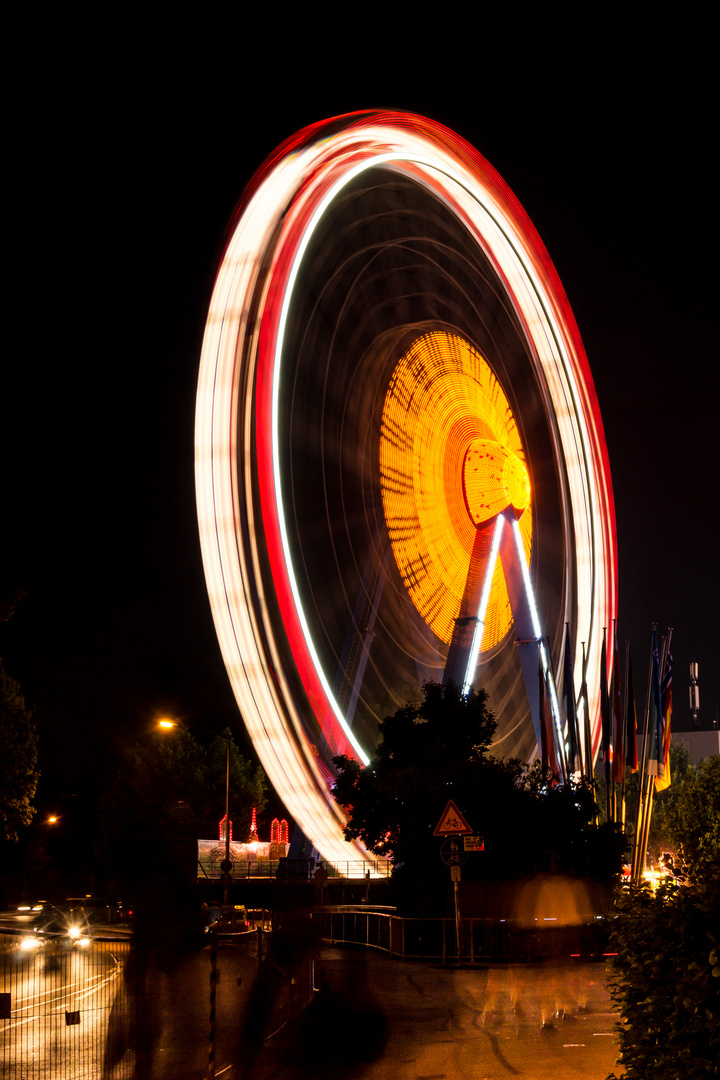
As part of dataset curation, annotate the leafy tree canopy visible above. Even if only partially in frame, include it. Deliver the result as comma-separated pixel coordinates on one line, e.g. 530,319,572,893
0,657,39,842
99,725,267,897
608,877,720,1078
662,754,720,883
605,756,720,1077
333,681,621,910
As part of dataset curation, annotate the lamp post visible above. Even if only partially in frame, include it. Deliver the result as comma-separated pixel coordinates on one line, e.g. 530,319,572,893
159,720,233,909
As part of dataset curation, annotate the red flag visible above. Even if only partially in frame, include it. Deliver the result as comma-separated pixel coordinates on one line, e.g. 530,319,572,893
562,624,582,773
601,631,610,764
580,641,594,780
539,654,559,779
611,623,624,783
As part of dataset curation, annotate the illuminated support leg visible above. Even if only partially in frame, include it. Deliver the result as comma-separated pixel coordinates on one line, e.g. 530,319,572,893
497,509,567,778
444,518,503,690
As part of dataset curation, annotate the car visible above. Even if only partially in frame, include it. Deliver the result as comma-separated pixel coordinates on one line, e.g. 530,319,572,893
35,905,92,947
65,896,113,924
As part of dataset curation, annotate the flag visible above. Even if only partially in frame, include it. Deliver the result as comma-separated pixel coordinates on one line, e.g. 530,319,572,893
563,624,581,773
625,647,638,773
646,629,663,776
539,652,559,779
655,632,673,792
580,641,594,780
611,623,624,783
601,630,611,764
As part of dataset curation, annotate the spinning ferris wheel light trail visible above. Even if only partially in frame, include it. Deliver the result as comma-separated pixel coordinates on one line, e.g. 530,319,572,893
195,112,617,864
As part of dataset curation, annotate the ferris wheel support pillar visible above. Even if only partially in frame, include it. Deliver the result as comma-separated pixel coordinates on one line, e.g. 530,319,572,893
448,505,567,774
497,509,567,776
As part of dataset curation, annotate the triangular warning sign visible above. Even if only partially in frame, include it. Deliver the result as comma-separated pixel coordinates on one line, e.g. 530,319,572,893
433,799,472,836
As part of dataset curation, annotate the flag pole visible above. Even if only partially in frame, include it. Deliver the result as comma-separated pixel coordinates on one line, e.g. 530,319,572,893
619,639,630,830
580,642,597,825
635,627,666,882
632,626,656,882
601,628,611,825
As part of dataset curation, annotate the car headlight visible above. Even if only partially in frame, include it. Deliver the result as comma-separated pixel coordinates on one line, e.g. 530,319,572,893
20,935,43,951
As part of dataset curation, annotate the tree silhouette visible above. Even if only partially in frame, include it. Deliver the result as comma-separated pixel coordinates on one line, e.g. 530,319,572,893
333,681,621,913
0,657,39,842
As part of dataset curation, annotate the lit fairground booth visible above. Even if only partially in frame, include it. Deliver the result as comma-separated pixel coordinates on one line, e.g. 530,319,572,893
195,112,617,870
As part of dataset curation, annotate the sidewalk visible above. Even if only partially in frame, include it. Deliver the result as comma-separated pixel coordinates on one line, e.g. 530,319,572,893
245,944,621,1079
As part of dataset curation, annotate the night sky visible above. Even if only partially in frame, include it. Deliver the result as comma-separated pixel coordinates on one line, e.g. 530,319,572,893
3,35,717,831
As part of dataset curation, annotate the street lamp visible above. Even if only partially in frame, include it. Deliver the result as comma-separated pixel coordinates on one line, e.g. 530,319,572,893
159,719,233,909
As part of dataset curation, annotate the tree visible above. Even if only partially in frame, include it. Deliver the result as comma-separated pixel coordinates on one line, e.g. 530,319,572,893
662,754,720,883
605,757,720,1078
99,726,267,903
0,657,39,841
332,680,497,865
616,742,693,858
607,876,720,1079
332,681,621,912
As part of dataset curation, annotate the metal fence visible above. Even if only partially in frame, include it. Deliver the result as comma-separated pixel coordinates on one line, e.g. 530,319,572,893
1,928,133,1079
197,856,393,881
1,924,314,1079
315,908,602,963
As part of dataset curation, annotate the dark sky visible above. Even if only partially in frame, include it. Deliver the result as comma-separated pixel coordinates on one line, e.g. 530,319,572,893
3,36,717,822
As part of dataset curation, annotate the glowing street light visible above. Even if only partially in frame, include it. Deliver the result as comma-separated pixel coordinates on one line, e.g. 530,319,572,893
159,719,233,909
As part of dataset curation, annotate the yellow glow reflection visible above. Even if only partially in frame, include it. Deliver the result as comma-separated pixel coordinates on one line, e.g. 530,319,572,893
380,332,531,648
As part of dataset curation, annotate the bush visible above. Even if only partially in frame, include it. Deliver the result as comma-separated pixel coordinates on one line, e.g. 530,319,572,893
606,878,720,1079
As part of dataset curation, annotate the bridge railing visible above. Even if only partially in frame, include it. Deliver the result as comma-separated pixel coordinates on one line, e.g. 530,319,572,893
314,908,603,963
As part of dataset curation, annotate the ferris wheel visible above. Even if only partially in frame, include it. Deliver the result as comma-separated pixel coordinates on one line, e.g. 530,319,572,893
195,112,617,865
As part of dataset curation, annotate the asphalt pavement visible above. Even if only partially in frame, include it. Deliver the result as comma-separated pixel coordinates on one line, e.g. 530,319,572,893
243,945,621,1080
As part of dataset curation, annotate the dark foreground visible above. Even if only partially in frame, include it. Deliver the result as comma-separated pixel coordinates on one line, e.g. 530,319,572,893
243,945,621,1080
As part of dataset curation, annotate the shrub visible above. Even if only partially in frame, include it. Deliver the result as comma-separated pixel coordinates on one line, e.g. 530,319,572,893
606,878,720,1079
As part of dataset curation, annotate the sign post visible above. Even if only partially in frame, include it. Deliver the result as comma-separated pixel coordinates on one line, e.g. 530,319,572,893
434,802,472,962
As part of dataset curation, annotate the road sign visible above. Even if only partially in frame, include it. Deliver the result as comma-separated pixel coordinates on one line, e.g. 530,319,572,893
450,866,461,882
464,835,485,851
440,837,469,867
314,866,328,886
433,799,472,836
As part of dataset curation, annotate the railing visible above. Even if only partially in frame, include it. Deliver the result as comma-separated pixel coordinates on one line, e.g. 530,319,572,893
318,860,393,879
198,857,283,879
315,908,603,963
197,857,393,882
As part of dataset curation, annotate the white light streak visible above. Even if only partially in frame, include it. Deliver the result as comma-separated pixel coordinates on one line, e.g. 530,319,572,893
462,516,505,695
195,112,616,861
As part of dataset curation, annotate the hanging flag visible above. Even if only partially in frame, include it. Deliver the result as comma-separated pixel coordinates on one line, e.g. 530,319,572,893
655,632,673,792
563,624,581,773
580,641,594,781
539,653,559,778
625,647,639,773
646,629,663,776
611,623,624,783
601,630,611,764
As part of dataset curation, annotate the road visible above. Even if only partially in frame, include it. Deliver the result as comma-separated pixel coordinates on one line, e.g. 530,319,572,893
3,929,622,1078
1,935,128,1079
245,945,622,1080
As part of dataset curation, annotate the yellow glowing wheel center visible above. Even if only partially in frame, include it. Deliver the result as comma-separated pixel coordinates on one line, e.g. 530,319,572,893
380,331,532,650
462,440,530,526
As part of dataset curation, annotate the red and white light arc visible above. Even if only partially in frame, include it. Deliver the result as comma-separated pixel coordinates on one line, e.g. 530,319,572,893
195,112,617,863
